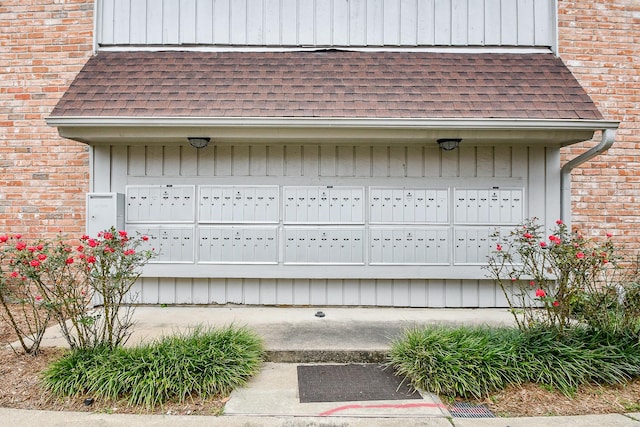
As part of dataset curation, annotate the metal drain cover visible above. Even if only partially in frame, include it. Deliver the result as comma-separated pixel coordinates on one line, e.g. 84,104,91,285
449,402,495,418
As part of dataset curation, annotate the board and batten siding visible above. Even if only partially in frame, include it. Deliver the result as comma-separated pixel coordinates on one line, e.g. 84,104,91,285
90,142,560,307
97,0,556,49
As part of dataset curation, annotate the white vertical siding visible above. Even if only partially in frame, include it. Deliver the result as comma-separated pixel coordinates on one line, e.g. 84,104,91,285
92,141,561,307
97,0,556,48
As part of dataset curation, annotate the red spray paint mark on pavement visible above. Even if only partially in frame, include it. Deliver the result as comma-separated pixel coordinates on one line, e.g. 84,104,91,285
319,402,447,417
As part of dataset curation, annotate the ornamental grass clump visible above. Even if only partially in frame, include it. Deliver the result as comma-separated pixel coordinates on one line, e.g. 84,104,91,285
42,326,264,408
390,325,640,399
0,228,154,354
485,218,640,335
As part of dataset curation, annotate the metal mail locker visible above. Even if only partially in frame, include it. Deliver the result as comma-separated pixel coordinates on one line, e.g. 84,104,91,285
158,227,194,262
126,185,194,223
125,226,159,257
126,186,160,222
369,227,450,265
370,187,449,224
283,187,364,224
456,188,524,225
454,228,494,265
199,226,278,263
283,228,364,264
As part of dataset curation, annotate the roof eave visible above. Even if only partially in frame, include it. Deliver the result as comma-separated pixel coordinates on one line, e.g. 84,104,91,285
46,116,619,146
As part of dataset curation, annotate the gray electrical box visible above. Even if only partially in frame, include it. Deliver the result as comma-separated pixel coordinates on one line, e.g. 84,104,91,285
86,193,125,237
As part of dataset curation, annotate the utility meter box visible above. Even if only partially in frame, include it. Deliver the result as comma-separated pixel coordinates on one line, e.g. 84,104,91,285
86,193,125,237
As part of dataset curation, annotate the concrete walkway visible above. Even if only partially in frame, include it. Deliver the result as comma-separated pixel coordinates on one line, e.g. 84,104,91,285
5,306,640,426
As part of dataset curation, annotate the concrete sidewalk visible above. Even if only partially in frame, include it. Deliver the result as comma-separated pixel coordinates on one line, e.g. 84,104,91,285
7,306,640,426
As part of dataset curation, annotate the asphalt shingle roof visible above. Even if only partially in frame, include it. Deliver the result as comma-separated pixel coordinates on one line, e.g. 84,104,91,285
50,50,604,121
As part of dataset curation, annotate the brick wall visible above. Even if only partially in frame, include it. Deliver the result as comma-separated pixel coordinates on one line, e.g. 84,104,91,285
0,0,93,238
558,0,640,252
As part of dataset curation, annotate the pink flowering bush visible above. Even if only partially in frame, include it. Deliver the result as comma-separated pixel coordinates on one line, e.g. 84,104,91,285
485,218,639,334
0,228,154,354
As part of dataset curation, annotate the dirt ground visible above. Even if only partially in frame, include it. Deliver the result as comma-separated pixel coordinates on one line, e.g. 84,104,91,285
1,310,639,418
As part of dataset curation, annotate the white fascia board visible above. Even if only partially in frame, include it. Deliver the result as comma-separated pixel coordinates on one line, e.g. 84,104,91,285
46,116,619,146
46,116,619,130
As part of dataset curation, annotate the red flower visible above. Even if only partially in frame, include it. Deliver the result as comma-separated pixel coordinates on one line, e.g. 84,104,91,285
0,235,8,243
549,235,561,244
37,253,47,261
77,245,84,252
104,246,115,253
36,244,43,251
118,230,128,238
78,253,85,259
529,281,535,286
65,258,74,265
539,241,547,248
87,256,96,263
496,244,502,251
142,235,149,241
30,260,40,267
27,246,36,252
124,249,135,256
556,219,563,225
15,241,26,251
103,232,114,240
606,232,613,238
14,234,22,240
35,295,43,302
523,233,533,239
553,301,560,307
535,288,546,298
576,252,585,259
10,271,19,278
80,234,89,241
87,239,97,248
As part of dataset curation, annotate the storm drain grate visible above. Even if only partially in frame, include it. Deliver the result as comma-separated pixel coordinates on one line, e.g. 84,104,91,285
297,363,422,403
449,402,495,418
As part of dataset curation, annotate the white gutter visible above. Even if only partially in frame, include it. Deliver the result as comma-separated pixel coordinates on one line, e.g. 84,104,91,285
560,128,617,227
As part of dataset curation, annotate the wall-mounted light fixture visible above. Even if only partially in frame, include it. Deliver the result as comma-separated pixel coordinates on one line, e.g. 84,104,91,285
188,137,211,149
437,138,462,151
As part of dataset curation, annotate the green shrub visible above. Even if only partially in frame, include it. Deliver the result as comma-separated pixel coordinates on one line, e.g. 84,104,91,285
390,325,640,399
42,326,264,408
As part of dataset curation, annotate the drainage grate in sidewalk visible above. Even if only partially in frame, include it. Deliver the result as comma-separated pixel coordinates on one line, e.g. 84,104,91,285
449,402,495,418
297,363,422,403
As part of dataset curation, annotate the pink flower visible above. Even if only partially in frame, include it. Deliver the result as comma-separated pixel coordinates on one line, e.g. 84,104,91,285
30,260,40,267
27,246,36,252
78,253,86,259
553,301,560,307
556,219,563,225
539,241,547,248
65,258,74,265
529,281,535,286
606,232,613,238
0,235,8,243
64,247,72,252
37,253,47,261
511,277,517,282
104,246,115,253
10,271,19,278
14,234,22,240
576,252,585,259
535,289,546,298
496,244,502,251
35,295,43,302
15,241,26,251
124,249,135,256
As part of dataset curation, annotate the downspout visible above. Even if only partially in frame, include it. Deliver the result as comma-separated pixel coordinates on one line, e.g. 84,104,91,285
560,128,616,227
